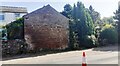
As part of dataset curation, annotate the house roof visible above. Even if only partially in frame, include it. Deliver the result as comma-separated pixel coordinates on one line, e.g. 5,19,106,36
0,6,27,13
24,4,68,19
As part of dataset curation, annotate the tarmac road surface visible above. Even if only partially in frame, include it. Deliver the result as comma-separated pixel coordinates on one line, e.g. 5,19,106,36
1,45,119,64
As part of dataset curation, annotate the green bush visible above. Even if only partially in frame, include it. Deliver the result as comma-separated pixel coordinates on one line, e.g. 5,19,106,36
5,18,24,40
99,26,118,45
2,18,27,56
82,35,97,48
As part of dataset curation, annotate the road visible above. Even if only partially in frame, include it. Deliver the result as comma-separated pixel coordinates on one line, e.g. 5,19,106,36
1,45,119,64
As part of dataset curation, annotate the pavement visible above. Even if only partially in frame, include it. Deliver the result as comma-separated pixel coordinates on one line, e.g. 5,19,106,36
1,45,119,64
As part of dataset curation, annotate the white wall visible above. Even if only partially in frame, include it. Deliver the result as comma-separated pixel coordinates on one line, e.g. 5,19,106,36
0,12,26,26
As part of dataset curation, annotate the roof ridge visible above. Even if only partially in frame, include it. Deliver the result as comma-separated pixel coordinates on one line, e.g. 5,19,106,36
0,6,27,13
24,4,68,19
0,6,26,9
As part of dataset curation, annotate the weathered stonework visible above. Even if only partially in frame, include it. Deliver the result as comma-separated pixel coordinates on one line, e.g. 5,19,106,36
24,5,69,50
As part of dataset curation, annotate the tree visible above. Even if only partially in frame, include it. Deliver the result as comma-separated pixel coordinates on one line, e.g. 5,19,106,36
102,17,115,24
2,18,28,55
68,19,79,49
88,5,101,26
99,25,118,45
5,18,24,40
72,4,77,20
75,2,95,47
114,2,120,44
61,4,72,18
61,4,79,49
61,2,97,48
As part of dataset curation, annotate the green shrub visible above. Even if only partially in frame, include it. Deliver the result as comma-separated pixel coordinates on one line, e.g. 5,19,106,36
99,26,118,45
5,18,24,40
80,35,97,48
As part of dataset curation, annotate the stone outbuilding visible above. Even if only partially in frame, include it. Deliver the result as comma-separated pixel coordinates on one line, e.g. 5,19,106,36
23,5,69,50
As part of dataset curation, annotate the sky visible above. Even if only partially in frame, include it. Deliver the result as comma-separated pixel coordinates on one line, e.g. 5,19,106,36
0,0,120,18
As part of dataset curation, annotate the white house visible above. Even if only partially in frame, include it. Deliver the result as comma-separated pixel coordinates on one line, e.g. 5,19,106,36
0,6,27,26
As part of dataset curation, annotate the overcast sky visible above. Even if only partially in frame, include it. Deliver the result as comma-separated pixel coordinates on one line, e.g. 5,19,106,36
0,0,119,18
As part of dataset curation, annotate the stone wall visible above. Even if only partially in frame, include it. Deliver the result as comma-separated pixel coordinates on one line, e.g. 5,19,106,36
24,5,69,50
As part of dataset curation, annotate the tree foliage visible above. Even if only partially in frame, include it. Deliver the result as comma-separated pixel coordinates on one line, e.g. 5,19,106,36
61,2,96,48
99,25,118,45
102,17,117,27
5,18,24,40
61,4,72,19
114,2,120,44
88,5,101,26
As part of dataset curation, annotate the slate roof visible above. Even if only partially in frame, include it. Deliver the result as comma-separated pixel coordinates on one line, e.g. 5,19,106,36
24,4,69,28
0,6,27,13
24,4,68,19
